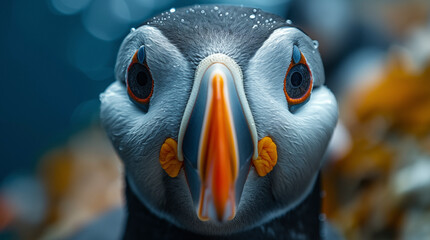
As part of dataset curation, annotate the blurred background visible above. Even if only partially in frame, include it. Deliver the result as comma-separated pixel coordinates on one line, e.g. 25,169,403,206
1,0,430,239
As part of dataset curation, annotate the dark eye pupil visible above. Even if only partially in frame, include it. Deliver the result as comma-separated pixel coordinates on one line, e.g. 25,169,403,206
127,63,153,101
285,63,311,99
291,72,302,87
137,71,148,86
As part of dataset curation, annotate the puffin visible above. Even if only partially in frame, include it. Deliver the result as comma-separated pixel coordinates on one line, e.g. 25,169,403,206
100,5,338,240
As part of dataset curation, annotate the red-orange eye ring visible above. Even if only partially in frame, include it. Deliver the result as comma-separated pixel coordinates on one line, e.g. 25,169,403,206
126,46,154,106
284,46,313,105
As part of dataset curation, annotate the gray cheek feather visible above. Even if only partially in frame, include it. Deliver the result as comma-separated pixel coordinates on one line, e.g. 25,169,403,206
101,25,197,226
243,27,338,218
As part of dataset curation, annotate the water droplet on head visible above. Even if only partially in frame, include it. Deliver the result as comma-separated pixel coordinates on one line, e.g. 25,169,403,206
214,6,219,11
170,8,176,13
225,12,229,16
181,18,184,22
201,10,205,14
265,19,269,23
312,40,319,49
269,18,273,21
219,13,222,17
130,28,136,32
195,25,198,29
249,14,256,19
286,19,293,25
253,9,257,13
252,25,258,29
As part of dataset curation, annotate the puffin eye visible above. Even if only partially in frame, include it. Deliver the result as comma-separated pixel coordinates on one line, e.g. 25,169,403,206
284,45,313,105
126,46,154,107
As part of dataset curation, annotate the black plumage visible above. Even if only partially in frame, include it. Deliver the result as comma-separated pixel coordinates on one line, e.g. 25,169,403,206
145,5,289,70
123,177,323,240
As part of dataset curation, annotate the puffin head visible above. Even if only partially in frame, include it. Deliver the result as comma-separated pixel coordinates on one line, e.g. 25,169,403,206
100,5,338,235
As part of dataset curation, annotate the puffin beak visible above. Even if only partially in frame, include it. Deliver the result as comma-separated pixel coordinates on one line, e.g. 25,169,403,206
179,62,255,222
198,72,237,221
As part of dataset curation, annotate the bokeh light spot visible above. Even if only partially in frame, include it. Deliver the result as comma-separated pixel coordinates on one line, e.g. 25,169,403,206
50,0,91,15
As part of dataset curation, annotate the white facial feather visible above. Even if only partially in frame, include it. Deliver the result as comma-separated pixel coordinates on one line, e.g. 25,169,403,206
101,25,195,225
243,27,338,219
